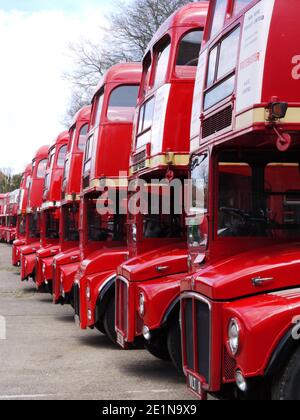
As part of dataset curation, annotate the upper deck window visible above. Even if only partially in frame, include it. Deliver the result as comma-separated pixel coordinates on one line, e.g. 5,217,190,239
57,145,67,168
83,134,94,174
37,159,47,179
78,124,88,151
233,0,252,15
141,53,152,97
175,30,204,78
210,0,228,38
153,38,171,90
107,85,139,122
204,27,240,110
49,149,55,170
136,97,155,149
137,97,155,135
94,90,104,127
70,127,76,148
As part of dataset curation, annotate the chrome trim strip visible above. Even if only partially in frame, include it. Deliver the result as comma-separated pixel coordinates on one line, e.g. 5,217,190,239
98,273,117,294
181,292,212,386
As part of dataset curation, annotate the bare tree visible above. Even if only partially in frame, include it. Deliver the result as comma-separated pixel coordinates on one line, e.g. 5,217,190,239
0,168,22,193
63,0,198,125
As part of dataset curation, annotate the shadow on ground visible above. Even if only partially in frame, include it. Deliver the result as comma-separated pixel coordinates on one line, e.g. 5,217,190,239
121,359,185,385
76,334,118,350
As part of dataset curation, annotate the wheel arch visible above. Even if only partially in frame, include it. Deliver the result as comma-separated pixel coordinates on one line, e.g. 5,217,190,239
94,275,116,323
265,325,300,378
161,295,180,328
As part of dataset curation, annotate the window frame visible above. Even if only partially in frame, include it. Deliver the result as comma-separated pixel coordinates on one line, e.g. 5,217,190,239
93,88,105,128
136,96,155,138
174,29,204,75
106,84,139,122
78,123,89,151
203,26,240,111
152,35,171,91
57,145,68,168
36,159,47,179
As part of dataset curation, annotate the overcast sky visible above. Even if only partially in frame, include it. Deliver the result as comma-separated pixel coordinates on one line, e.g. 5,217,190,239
0,0,111,174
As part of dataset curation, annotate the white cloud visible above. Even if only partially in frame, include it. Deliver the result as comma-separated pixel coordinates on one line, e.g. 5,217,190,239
0,6,107,173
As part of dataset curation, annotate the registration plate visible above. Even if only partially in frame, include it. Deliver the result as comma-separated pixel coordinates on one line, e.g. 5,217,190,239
187,373,207,400
116,331,125,348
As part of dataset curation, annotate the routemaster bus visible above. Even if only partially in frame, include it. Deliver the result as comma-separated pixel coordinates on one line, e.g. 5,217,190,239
115,2,208,373
19,145,49,281
4,190,19,244
34,132,69,291
180,0,300,400
72,63,141,340
0,194,6,241
12,164,32,266
52,105,91,305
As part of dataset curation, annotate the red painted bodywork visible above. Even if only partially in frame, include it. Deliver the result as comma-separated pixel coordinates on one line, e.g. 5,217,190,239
12,164,32,266
0,193,8,242
73,63,142,331
35,132,69,289
115,3,208,348
179,0,300,399
3,190,19,244
52,106,91,304
20,145,49,280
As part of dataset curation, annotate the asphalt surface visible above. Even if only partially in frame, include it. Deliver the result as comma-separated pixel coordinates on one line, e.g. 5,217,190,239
0,243,196,401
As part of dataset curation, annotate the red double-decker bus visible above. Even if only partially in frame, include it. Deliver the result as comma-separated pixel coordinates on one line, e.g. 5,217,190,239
180,0,300,400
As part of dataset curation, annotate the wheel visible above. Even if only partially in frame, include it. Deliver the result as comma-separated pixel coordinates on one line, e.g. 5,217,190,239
103,296,117,344
95,320,105,335
272,346,300,400
144,334,170,362
167,318,183,375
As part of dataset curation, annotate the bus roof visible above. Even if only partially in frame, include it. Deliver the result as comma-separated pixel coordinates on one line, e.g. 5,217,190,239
146,2,208,51
93,63,142,100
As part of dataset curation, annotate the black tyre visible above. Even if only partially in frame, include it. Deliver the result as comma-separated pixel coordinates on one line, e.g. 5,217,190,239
144,335,170,362
103,296,117,344
95,320,105,335
167,318,183,375
272,346,300,400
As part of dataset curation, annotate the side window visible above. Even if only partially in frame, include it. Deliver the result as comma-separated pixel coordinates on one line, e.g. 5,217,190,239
49,149,55,170
217,28,240,79
70,127,77,147
107,85,139,122
206,47,218,88
204,27,240,110
153,39,171,90
137,97,155,135
37,159,47,178
83,134,94,174
57,145,68,168
78,124,88,151
94,91,104,127
142,53,152,96
176,30,204,78
210,0,228,38
233,0,252,15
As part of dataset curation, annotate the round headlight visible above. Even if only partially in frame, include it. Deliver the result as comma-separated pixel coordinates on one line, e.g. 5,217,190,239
139,292,145,316
86,287,91,301
228,318,240,356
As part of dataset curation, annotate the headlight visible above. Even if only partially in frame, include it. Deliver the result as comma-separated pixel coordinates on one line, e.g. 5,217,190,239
139,292,145,316
86,287,91,301
228,318,240,356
